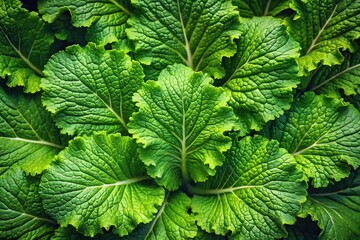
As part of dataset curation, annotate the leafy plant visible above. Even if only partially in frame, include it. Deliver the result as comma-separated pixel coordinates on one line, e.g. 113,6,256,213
1,0,360,239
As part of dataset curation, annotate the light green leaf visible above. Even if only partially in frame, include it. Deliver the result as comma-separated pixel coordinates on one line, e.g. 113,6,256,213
128,64,236,190
40,132,165,237
0,85,64,176
0,0,53,93
127,0,241,80
285,0,360,76
0,167,57,240
123,192,197,240
41,43,144,136
262,92,360,187
300,169,360,239
307,50,360,96
38,0,132,47
222,16,300,136
232,0,291,17
190,135,306,239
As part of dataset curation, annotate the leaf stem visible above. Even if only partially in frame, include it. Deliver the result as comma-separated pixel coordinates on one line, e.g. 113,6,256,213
109,0,132,15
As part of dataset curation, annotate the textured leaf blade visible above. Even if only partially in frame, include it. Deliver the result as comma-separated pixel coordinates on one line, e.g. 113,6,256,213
38,0,132,46
262,92,360,187
222,16,300,136
232,0,291,17
285,0,360,76
123,192,197,240
191,135,306,239
300,169,360,239
308,50,360,96
40,132,165,237
127,0,241,79
0,0,53,92
0,168,57,240
41,43,144,136
0,85,64,176
129,64,236,190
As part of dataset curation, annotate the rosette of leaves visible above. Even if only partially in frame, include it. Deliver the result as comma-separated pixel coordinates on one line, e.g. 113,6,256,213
1,0,360,239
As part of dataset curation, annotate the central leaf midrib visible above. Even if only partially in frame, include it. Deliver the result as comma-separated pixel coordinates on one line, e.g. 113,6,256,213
85,175,149,189
177,0,194,69
306,3,339,54
0,26,44,77
0,136,63,149
190,185,259,195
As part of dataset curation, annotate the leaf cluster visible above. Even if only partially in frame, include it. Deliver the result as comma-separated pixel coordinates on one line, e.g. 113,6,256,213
1,0,360,239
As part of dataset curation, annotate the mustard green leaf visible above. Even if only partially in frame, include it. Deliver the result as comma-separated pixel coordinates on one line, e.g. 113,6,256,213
263,92,360,187
123,192,197,240
0,0,54,93
222,16,300,136
40,132,165,237
38,0,132,46
308,50,360,96
0,167,57,240
300,169,360,239
190,135,306,239
127,0,241,80
128,64,236,190
232,0,291,17
41,43,144,136
285,0,360,76
0,85,64,176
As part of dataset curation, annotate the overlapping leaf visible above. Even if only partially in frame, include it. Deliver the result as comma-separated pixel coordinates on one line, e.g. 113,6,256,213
0,85,64,176
285,0,360,76
262,92,360,187
232,0,291,17
123,192,197,240
40,132,165,237
41,43,144,136
127,0,241,79
38,0,132,47
0,168,57,239
129,64,236,190
300,169,360,239
308,50,360,97
222,16,300,136
0,0,53,93
191,135,306,239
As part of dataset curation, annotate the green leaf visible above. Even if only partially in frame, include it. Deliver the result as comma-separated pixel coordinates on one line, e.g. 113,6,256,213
262,92,360,187
232,0,291,17
307,50,360,96
127,0,241,80
222,16,300,136
40,132,165,237
38,0,132,47
0,0,54,93
41,43,144,136
123,192,197,240
190,135,306,239
285,0,360,76
0,85,64,176
128,64,236,190
0,167,57,240
52,226,120,240
300,169,360,239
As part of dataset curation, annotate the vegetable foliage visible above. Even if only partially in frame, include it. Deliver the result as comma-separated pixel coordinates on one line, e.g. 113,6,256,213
1,0,360,239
